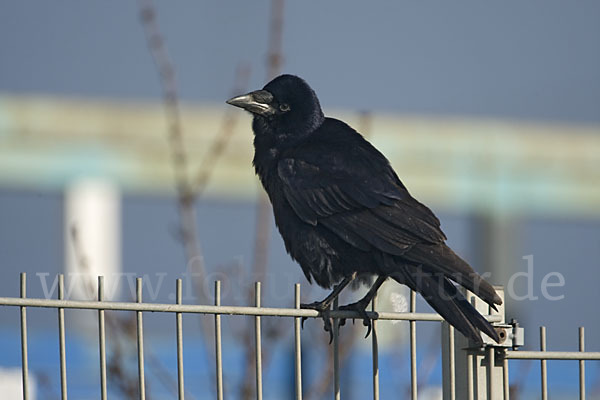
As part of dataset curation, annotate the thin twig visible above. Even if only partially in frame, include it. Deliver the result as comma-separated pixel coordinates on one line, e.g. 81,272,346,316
357,110,373,138
70,226,154,399
239,2,286,398
138,0,206,289
136,1,219,395
266,0,285,79
192,63,251,198
251,0,285,288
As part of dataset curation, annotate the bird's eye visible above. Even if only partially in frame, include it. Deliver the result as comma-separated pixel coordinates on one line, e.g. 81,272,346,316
279,103,290,112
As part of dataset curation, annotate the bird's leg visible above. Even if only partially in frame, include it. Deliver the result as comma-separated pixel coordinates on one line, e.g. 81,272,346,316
301,273,356,342
300,273,355,311
338,276,387,338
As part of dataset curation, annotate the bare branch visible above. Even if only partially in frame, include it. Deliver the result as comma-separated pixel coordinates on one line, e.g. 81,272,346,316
239,2,286,398
137,0,206,289
136,0,219,395
192,63,251,198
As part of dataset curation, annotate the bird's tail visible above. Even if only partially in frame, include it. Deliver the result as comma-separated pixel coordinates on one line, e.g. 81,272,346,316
390,268,500,345
403,243,503,310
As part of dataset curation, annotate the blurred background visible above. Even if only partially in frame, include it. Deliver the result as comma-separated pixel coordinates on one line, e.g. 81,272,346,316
0,1,599,399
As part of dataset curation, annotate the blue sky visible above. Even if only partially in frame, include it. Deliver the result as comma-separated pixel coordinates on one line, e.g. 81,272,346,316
0,0,599,123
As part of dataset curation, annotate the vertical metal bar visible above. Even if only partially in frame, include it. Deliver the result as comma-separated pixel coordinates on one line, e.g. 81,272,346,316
503,357,509,400
488,346,495,400
20,273,29,400
175,279,185,400
254,282,263,400
97,277,107,400
136,278,146,400
579,327,585,400
410,290,417,400
371,294,379,400
467,352,474,400
540,326,547,400
333,297,340,400
58,274,68,400
449,326,456,400
294,284,302,400
214,281,224,400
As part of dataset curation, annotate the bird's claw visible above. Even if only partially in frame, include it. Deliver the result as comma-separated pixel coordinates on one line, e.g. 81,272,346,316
301,301,335,343
323,315,334,344
338,301,373,338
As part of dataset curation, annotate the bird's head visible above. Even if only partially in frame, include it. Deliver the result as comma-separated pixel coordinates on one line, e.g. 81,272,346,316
227,74,325,139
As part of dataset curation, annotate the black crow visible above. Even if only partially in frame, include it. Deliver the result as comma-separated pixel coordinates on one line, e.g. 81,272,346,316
227,74,501,345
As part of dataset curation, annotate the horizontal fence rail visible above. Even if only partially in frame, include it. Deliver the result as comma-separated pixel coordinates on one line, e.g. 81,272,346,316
0,296,503,321
1,273,598,400
504,351,600,360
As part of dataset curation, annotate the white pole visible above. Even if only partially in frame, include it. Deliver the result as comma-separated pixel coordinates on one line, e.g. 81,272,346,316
65,179,121,302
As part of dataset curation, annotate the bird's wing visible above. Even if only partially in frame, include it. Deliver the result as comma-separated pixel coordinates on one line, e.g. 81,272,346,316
277,146,446,255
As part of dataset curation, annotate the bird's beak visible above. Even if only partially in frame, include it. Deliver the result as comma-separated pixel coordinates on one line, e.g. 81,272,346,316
226,90,275,116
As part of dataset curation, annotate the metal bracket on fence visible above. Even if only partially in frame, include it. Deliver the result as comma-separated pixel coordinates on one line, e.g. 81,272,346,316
482,318,525,349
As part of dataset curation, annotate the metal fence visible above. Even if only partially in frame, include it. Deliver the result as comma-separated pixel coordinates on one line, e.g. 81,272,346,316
1,272,599,399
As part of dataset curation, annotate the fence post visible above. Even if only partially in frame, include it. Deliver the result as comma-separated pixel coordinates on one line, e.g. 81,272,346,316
442,286,506,400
